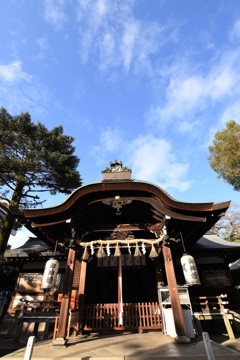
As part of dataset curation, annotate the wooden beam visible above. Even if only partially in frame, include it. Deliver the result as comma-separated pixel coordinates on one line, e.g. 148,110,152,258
78,261,87,332
53,247,76,345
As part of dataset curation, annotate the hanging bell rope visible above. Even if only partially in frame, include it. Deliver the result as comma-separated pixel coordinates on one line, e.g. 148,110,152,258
149,244,159,259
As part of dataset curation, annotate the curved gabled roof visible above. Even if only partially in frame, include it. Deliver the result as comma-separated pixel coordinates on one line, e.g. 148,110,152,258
21,177,230,252
23,179,229,217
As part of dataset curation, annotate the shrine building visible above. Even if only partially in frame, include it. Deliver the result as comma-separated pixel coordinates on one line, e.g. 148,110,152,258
3,161,240,344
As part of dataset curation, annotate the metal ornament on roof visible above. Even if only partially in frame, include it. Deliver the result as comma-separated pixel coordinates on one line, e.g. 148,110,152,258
41,258,59,289
180,254,201,286
102,198,132,215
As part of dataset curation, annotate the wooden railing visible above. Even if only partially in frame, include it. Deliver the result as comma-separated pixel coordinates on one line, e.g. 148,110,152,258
83,302,161,333
191,294,235,339
14,300,60,314
191,294,230,315
14,300,60,341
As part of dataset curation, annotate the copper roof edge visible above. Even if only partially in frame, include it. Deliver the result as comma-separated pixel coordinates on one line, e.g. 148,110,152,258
23,179,231,219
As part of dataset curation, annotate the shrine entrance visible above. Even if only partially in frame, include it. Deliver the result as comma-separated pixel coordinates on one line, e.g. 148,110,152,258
83,255,162,332
21,161,231,344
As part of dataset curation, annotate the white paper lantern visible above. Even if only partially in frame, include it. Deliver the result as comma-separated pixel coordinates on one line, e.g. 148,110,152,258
41,258,59,289
180,254,201,286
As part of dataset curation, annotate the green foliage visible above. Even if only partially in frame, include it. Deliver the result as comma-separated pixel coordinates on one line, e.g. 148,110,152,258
0,107,82,256
209,120,240,191
0,107,82,208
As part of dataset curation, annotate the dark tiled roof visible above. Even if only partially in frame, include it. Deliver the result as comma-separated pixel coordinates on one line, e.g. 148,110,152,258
4,237,64,257
195,232,240,250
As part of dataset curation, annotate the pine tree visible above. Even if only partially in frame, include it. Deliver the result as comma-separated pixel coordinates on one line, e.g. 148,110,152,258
0,107,82,257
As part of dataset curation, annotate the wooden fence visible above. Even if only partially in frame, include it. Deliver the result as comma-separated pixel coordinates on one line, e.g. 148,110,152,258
83,302,161,332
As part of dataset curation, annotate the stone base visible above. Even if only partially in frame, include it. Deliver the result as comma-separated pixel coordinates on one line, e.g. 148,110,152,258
175,335,191,344
52,337,67,346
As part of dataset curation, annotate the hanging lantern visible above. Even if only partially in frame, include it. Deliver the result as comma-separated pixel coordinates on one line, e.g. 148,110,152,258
41,258,59,289
180,254,201,286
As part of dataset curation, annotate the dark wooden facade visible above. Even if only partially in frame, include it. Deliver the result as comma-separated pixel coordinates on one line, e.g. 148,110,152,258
5,161,240,344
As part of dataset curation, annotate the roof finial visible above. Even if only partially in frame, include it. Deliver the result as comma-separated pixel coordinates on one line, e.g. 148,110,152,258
102,161,132,180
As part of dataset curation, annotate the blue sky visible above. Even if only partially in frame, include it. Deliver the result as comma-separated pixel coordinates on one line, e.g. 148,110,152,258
1,0,240,247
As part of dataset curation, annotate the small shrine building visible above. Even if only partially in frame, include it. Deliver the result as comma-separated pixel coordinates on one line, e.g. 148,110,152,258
4,161,240,344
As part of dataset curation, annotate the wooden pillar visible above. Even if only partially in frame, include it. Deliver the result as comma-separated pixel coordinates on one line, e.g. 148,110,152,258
117,256,123,326
53,248,76,345
162,243,190,343
78,260,87,332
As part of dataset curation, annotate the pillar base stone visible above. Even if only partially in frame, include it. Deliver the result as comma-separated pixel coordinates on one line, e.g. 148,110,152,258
52,337,67,346
175,335,191,344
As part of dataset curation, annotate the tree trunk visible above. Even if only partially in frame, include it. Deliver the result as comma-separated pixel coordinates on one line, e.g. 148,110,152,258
0,212,15,258
0,182,24,258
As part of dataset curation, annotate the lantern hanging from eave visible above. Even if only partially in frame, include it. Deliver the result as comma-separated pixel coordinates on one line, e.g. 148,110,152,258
180,254,201,286
41,258,59,289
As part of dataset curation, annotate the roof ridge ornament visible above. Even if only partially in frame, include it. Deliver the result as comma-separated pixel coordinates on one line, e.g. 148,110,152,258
102,160,132,180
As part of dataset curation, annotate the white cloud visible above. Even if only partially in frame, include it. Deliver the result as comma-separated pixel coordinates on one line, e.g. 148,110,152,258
99,128,123,152
219,99,240,125
90,127,124,166
230,19,240,41
121,19,139,72
33,38,50,60
177,119,201,134
0,61,31,83
95,0,108,17
126,135,192,192
201,99,240,150
210,66,236,99
43,0,68,30
91,128,192,193
77,0,110,63
90,125,192,192
148,50,240,132
0,44,53,115
76,0,162,74
99,32,116,69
